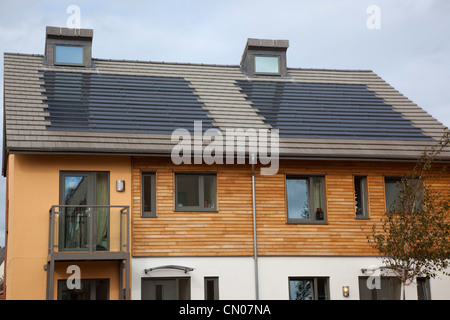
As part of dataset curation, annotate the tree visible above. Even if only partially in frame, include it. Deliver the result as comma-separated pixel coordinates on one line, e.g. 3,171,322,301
367,130,450,300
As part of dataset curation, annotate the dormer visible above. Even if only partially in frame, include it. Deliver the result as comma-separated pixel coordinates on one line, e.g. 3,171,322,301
44,26,93,67
240,38,289,76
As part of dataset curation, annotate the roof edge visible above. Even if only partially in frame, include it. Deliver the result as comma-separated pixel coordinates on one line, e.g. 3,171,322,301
3,52,375,73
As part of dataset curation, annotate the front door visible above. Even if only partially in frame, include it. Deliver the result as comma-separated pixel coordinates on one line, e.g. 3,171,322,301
59,172,109,251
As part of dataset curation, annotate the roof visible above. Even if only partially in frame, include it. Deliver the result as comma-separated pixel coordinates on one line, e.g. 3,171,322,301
3,52,449,174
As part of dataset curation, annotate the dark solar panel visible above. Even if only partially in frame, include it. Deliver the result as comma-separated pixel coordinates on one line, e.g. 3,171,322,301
236,80,430,140
41,71,215,133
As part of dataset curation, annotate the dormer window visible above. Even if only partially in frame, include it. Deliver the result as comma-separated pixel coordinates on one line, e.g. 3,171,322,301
54,45,84,65
240,38,289,77
44,26,93,67
254,55,280,74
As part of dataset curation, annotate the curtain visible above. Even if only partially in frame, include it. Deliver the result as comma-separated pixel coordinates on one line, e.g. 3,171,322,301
95,173,109,250
313,177,324,213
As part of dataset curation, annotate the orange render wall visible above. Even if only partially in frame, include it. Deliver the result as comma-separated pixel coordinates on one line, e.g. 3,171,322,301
5,154,131,300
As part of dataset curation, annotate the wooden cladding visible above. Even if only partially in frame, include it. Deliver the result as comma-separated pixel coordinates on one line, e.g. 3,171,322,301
131,157,449,257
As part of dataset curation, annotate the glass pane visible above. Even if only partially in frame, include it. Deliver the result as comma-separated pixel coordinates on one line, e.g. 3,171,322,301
254,56,280,74
59,279,109,300
143,174,154,213
417,278,431,300
287,179,309,219
378,277,401,300
55,45,84,64
205,280,216,300
95,173,109,251
316,278,329,300
155,285,163,300
312,177,325,221
203,175,216,209
355,177,366,217
142,279,177,300
60,280,91,300
359,277,376,300
95,279,109,300
65,176,87,205
177,175,199,207
289,279,313,300
62,175,88,250
178,278,190,300
385,179,401,212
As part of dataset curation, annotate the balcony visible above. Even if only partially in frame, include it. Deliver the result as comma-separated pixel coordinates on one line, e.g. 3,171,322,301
46,205,130,300
48,205,129,257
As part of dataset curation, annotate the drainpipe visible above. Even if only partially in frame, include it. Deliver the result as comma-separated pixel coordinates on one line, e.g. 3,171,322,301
250,152,259,300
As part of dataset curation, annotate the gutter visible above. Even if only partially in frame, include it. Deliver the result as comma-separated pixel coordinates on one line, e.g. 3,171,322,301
250,152,259,300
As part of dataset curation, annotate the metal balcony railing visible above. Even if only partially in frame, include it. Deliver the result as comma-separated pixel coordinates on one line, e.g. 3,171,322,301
48,205,130,255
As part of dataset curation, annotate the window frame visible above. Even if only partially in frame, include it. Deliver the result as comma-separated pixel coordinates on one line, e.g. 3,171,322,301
141,172,156,217
288,277,330,300
45,36,92,67
58,171,110,251
417,277,431,300
286,175,327,224
174,172,218,212
354,175,369,219
253,54,281,75
204,277,219,300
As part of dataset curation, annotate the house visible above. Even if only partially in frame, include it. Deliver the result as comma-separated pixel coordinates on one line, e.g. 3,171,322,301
0,247,4,299
2,26,449,300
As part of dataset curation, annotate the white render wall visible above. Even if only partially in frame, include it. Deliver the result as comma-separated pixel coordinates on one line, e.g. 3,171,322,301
132,256,257,300
131,256,450,300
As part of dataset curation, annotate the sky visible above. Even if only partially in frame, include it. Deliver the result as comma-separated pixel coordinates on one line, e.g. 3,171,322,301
0,0,449,247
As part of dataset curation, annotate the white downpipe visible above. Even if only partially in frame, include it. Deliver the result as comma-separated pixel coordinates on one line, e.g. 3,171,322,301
251,152,259,300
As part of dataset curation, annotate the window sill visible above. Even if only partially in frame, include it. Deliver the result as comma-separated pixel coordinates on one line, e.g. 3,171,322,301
141,214,157,218
287,220,328,225
175,209,219,213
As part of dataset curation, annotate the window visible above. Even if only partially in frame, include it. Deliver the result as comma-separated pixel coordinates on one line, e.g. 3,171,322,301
204,277,219,300
355,176,368,218
254,56,280,74
141,278,190,300
142,172,156,217
289,277,329,300
359,276,401,300
175,174,217,211
417,277,431,300
385,177,402,212
286,176,326,223
55,45,84,65
58,279,109,300
59,171,109,251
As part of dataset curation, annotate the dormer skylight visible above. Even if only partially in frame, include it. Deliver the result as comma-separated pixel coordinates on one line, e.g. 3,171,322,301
54,45,84,65
44,26,93,67
240,38,289,76
254,55,280,74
